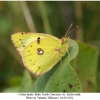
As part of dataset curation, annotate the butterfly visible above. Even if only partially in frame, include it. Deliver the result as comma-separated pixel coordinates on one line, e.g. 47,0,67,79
11,23,77,76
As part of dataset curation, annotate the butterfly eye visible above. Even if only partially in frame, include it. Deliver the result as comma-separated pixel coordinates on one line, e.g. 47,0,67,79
37,48,44,55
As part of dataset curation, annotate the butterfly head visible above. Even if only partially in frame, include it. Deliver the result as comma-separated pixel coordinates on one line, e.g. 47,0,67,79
61,37,69,44
61,23,78,44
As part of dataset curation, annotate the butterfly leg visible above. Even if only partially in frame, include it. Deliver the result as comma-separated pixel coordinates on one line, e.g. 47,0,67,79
67,50,70,63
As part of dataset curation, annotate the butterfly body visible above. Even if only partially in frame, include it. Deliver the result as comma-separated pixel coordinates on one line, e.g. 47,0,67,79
11,32,69,75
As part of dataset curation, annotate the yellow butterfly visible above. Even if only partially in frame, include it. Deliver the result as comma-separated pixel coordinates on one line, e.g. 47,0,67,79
11,24,77,76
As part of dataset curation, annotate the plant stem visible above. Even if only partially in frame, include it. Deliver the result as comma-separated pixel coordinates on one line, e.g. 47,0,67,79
38,1,52,34
20,1,37,32
74,2,83,41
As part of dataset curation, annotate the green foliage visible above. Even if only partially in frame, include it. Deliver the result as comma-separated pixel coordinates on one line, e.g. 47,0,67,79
71,41,99,92
3,70,33,92
19,70,33,92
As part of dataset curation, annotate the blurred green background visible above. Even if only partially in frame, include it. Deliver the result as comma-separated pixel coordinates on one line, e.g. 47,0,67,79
0,1,100,92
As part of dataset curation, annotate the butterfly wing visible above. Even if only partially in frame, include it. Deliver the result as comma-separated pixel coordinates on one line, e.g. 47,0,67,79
22,37,67,75
11,33,68,75
11,32,57,55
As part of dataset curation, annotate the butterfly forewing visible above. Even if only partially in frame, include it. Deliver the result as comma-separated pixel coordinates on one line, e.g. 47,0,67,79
11,33,57,55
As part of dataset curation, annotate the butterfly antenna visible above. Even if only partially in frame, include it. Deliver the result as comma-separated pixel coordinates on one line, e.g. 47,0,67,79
65,23,78,38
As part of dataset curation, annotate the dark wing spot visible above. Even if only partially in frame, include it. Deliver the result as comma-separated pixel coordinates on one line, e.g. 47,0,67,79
25,32,28,34
21,33,23,35
38,37,40,39
38,66,40,68
37,37,40,44
68,84,73,89
63,90,66,92
23,45,25,47
19,39,21,41
37,48,44,55
30,60,32,62
31,45,32,47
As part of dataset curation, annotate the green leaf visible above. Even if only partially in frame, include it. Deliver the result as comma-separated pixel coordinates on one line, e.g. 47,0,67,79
71,41,99,92
29,39,82,92
3,87,20,92
67,39,79,61
19,70,33,92
3,70,33,92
